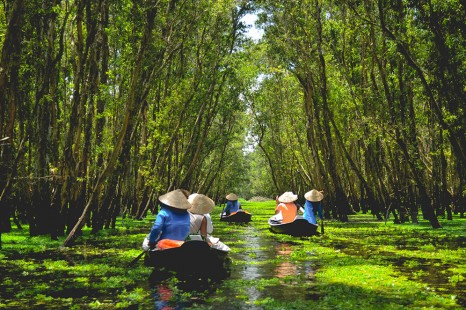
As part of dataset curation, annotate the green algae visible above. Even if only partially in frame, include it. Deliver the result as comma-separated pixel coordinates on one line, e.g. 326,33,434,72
0,200,464,309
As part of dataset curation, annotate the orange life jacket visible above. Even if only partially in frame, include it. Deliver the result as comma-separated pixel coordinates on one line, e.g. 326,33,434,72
157,239,184,250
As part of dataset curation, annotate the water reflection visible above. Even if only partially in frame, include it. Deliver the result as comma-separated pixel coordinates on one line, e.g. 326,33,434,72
147,227,320,308
153,283,178,310
275,261,297,278
149,269,227,309
232,226,275,281
274,243,316,279
275,243,297,279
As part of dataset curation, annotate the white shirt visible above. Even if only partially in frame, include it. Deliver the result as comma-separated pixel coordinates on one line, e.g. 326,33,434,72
189,212,213,234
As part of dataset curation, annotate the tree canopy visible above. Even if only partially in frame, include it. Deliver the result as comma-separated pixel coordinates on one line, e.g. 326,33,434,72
0,0,464,245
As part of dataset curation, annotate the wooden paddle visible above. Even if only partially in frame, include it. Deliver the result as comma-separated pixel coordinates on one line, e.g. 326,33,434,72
128,251,146,267
220,203,226,220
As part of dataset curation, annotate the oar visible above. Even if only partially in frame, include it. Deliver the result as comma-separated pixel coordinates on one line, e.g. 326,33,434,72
128,251,146,267
220,203,226,220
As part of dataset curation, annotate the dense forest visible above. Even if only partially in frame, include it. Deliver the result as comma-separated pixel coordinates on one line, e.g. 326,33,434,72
0,0,464,246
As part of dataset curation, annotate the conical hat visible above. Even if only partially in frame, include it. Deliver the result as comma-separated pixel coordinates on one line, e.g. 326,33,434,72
179,189,191,198
305,189,324,202
188,193,215,214
225,193,238,201
278,192,298,203
158,189,192,210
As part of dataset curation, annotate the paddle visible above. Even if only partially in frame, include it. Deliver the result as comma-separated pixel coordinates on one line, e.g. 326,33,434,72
128,251,146,267
220,203,226,220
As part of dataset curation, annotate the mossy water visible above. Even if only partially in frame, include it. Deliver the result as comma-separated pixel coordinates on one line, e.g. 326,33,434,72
0,200,464,309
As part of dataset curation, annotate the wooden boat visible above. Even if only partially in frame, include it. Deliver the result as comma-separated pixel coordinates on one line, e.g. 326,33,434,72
220,210,252,223
268,215,319,237
144,240,230,278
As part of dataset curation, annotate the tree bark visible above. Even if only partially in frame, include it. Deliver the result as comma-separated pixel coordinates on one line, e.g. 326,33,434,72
0,0,25,239
63,2,159,246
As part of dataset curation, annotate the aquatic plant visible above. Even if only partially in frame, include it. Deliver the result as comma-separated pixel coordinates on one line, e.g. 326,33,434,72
0,200,464,308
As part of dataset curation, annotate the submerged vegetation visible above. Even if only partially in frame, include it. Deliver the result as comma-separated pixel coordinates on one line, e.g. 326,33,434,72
1,200,464,309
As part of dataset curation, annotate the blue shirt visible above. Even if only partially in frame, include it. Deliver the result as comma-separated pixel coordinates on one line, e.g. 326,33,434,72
149,205,190,243
224,200,240,214
303,200,323,225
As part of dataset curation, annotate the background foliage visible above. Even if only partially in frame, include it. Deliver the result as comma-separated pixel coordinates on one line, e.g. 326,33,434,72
0,0,464,244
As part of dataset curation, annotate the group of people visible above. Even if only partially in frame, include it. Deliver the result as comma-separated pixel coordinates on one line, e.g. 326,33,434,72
142,188,323,252
142,189,237,251
274,189,324,225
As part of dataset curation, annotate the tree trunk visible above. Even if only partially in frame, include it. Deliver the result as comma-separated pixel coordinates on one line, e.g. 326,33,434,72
315,1,350,221
63,2,159,246
0,0,24,238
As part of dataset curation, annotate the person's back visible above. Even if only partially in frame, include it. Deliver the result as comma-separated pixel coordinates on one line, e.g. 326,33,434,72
303,200,318,224
225,200,240,214
275,192,299,224
189,213,205,234
224,193,240,215
149,205,190,242
148,189,191,249
303,189,324,225
187,193,215,239
276,202,298,223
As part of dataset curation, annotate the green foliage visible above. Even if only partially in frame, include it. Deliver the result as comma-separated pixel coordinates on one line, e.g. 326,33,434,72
1,200,465,308
1,0,464,287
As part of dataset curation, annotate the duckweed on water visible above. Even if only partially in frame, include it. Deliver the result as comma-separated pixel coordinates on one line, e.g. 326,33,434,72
0,200,465,309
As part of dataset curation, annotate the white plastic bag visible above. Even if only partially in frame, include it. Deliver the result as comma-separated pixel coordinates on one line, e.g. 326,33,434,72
270,211,283,222
141,236,150,251
210,240,231,252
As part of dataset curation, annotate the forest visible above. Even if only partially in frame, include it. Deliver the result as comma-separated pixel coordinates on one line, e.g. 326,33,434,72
0,0,465,308
0,0,465,251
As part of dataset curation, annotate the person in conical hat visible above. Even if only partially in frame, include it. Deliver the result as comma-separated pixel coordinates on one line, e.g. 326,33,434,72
225,193,238,201
147,189,191,249
187,193,231,252
188,193,215,239
275,191,299,224
303,189,324,225
223,193,241,216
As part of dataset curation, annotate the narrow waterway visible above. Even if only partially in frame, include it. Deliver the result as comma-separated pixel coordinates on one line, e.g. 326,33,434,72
147,222,319,309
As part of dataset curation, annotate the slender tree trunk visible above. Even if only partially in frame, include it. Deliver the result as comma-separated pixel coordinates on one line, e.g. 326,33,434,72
63,2,159,246
0,0,24,240
298,76,328,195
60,0,86,234
378,1,466,166
315,0,350,221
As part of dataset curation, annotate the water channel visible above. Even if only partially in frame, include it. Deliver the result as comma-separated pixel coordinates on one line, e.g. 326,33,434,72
145,222,319,309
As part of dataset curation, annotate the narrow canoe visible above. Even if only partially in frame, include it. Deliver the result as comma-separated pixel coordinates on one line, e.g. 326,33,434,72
268,215,319,237
144,240,230,278
220,210,252,223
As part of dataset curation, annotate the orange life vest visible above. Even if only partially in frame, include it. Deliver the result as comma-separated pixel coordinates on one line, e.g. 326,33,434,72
157,239,184,250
